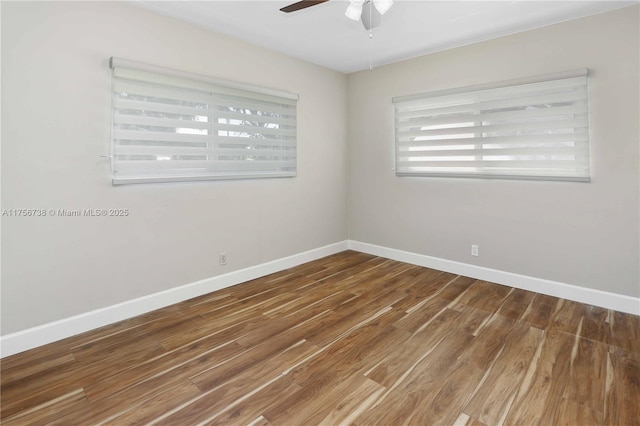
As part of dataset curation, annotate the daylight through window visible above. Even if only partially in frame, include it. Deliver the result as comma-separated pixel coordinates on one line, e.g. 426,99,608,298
393,69,590,181
109,57,298,185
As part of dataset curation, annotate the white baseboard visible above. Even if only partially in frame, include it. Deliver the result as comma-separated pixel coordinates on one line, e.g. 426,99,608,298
0,241,349,358
348,240,640,316
3,239,638,358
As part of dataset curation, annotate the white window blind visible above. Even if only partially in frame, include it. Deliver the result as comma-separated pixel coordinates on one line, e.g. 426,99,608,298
109,57,298,185
393,69,590,182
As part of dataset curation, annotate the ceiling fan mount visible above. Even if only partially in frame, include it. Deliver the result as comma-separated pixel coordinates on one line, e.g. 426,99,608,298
280,0,392,30
358,1,382,30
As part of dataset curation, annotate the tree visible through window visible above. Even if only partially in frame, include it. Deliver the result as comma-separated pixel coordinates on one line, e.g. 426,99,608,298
109,58,298,185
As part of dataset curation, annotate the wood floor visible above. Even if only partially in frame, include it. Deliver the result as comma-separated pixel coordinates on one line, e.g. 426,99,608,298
1,251,639,425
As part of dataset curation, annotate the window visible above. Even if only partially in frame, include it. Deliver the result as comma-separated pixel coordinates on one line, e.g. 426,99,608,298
393,69,590,181
109,57,298,185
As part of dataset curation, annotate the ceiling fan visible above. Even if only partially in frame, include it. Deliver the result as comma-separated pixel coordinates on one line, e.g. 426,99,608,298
280,0,393,30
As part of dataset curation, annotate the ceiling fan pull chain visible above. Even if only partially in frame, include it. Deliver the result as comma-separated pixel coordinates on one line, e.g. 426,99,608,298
369,0,373,71
369,30,373,71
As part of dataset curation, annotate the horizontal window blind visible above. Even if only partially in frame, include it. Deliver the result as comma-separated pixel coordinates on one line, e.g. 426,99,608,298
393,69,590,182
109,57,298,185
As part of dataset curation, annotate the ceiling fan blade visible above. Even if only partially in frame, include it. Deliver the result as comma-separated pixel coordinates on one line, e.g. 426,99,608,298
280,0,329,13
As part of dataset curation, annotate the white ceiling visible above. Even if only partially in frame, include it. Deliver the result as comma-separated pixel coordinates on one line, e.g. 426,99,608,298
134,0,636,73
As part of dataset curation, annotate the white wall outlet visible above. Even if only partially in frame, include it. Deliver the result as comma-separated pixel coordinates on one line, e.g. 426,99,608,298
219,253,227,266
471,245,479,257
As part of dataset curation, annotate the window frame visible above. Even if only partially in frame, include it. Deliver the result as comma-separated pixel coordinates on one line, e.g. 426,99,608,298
393,69,590,182
109,57,299,185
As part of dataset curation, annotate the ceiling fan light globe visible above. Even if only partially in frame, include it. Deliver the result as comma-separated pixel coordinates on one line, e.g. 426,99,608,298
345,3,363,20
373,0,393,15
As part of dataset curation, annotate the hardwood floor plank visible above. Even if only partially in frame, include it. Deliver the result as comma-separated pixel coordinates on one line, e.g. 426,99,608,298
2,332,164,416
247,415,272,426
521,292,558,329
365,308,466,388
317,378,385,426
467,418,489,426
262,289,354,318
1,250,638,425
158,313,261,351
463,322,544,425
0,352,75,385
403,268,459,297
523,329,577,425
68,304,186,350
562,334,607,414
580,304,611,345
392,295,450,333
610,310,640,356
1,389,86,426
235,299,338,349
201,375,302,425
313,257,394,286
353,329,478,425
84,325,251,401
554,397,603,425
99,381,202,425
430,275,476,302
451,280,513,314
304,253,382,284
547,298,584,335
68,304,183,350
306,302,400,348
455,413,489,426
64,341,248,424
504,354,555,426
457,312,516,372
414,357,486,425
495,288,537,322
154,340,318,424
194,288,282,318
189,335,314,393
1,337,161,420
604,349,640,426
287,309,407,388
263,372,368,425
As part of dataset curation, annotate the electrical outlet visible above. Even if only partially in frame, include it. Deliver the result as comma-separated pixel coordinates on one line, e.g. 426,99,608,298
471,245,479,257
219,253,227,266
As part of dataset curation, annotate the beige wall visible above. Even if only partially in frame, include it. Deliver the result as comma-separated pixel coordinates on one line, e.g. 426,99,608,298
347,6,639,298
2,2,638,337
1,1,348,334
